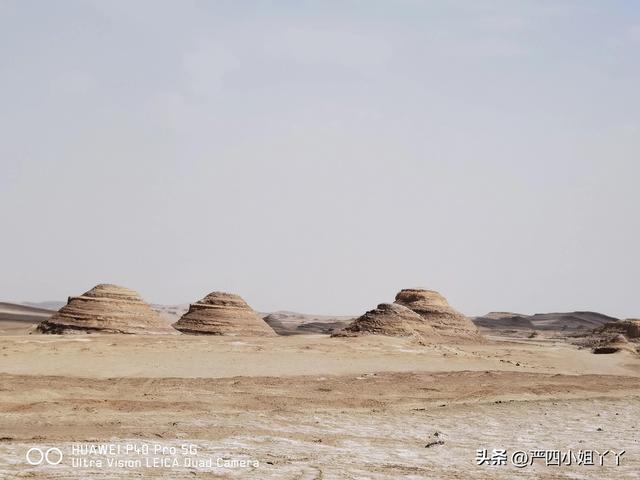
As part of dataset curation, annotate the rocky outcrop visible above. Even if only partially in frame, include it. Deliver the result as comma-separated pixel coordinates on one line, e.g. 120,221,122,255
173,292,276,336
333,288,481,341
622,320,640,339
36,284,176,334
333,303,433,337
394,288,480,339
594,319,640,339
573,319,640,355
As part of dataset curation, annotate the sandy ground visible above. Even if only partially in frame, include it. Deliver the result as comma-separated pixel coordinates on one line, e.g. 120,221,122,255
1,333,639,479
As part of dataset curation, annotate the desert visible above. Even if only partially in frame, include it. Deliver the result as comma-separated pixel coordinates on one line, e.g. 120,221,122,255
2,2,639,479
1,288,639,479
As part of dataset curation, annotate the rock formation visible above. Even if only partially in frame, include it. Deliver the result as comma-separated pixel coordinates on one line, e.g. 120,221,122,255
334,288,481,341
394,288,480,339
173,292,276,336
619,319,640,339
573,319,640,355
36,284,176,334
591,319,640,342
333,303,433,337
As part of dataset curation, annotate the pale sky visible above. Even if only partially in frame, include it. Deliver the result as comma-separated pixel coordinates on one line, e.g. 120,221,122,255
1,1,639,317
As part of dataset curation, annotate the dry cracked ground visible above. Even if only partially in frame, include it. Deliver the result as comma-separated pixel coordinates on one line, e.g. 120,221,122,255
0,333,639,479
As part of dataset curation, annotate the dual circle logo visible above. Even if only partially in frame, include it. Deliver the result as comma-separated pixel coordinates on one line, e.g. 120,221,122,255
25,447,63,466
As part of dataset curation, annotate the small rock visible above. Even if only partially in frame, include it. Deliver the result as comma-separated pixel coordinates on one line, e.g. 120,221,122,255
425,440,445,448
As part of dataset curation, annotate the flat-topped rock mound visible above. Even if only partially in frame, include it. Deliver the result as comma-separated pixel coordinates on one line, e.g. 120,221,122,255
394,288,481,339
36,284,176,334
333,303,433,337
173,292,276,336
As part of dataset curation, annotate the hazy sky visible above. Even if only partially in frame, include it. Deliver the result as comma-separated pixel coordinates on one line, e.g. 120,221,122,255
1,1,639,317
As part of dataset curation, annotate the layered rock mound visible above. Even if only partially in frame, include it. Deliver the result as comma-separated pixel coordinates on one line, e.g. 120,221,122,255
394,288,480,339
37,284,176,334
334,288,481,341
333,303,433,337
173,292,276,336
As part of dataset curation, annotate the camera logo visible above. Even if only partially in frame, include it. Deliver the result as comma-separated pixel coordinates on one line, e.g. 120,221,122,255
26,447,63,466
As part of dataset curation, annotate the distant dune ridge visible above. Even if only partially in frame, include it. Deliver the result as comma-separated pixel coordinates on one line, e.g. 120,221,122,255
22,300,66,311
473,311,619,331
0,302,54,322
173,292,276,336
473,312,536,329
0,302,55,335
263,311,353,335
36,284,177,335
527,311,619,330
151,303,189,323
